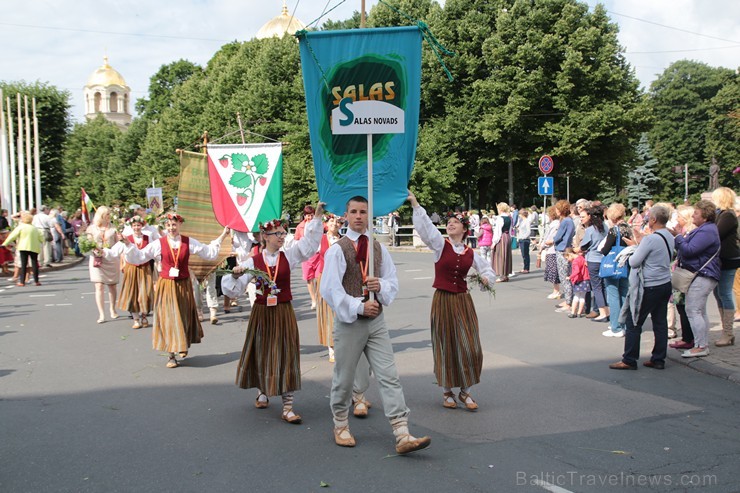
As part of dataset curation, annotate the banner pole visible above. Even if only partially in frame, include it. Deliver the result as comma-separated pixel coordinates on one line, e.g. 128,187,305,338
367,133,375,301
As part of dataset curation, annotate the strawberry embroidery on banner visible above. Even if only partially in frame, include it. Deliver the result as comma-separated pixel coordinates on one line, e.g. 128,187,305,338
222,153,270,212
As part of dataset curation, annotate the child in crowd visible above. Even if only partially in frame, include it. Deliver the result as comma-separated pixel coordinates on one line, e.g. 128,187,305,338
567,248,590,318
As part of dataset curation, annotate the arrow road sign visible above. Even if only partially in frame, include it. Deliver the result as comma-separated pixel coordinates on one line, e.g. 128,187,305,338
538,177,553,196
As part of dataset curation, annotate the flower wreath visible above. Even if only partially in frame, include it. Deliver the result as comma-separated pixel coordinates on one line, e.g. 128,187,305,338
160,212,184,225
445,211,470,230
126,215,146,225
259,219,287,232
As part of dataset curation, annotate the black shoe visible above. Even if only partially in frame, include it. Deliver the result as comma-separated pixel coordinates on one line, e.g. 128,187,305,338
567,313,577,319
643,360,665,370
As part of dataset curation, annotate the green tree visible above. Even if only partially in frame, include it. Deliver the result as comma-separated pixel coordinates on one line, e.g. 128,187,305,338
135,59,203,122
647,60,735,201
705,73,740,188
0,81,71,202
59,115,122,210
626,134,659,209
321,11,362,30
474,1,647,206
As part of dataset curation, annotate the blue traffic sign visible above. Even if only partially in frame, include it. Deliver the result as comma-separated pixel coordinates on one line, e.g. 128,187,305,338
538,177,553,196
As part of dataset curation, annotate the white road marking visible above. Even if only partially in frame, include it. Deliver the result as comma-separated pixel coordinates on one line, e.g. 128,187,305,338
534,480,574,493
405,269,422,272
413,276,433,280
45,303,73,307
30,294,56,298
81,292,95,295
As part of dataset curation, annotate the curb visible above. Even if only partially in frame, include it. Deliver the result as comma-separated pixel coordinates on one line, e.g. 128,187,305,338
666,351,740,384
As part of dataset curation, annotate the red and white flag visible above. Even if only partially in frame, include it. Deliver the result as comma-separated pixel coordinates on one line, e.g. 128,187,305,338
206,143,283,232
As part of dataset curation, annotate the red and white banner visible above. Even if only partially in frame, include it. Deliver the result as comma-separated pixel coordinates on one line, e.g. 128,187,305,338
206,143,283,232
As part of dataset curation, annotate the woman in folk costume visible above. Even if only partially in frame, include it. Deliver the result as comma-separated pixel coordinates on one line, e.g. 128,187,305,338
122,213,229,368
409,191,496,411
316,214,344,363
116,215,154,329
221,203,324,424
491,202,513,282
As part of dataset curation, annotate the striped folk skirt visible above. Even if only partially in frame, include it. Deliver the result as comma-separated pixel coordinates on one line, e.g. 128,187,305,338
236,302,301,396
316,274,334,347
152,277,204,353
117,263,153,314
430,289,483,389
492,232,512,278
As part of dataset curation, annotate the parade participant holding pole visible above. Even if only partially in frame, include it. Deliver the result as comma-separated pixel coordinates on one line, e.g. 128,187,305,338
408,190,495,411
321,195,431,454
122,213,229,368
221,203,324,424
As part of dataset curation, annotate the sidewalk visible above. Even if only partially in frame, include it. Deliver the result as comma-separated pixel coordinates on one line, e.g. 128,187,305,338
1,253,87,281
666,326,740,384
389,242,740,385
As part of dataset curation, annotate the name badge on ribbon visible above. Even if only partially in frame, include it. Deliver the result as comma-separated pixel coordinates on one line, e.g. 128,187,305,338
169,267,180,277
362,284,369,299
266,294,278,307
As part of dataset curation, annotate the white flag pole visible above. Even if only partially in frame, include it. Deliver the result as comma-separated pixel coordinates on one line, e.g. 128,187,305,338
7,97,17,215
367,133,375,301
33,98,41,208
24,96,33,210
16,94,26,212
0,90,10,213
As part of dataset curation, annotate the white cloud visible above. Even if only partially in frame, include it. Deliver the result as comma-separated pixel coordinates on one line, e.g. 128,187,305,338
2,0,737,122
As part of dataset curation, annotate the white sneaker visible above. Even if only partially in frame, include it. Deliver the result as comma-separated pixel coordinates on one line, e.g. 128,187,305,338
603,329,625,338
546,292,560,299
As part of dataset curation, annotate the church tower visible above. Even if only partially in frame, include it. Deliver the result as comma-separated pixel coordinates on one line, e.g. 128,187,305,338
83,56,132,128
256,1,306,39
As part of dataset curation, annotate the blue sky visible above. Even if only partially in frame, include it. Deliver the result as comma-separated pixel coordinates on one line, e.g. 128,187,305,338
1,0,738,122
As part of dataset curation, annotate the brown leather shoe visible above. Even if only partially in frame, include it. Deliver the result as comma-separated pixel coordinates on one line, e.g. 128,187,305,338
334,426,356,447
255,393,269,409
609,361,637,370
353,398,370,418
442,391,457,409
281,407,302,424
585,312,599,319
643,360,665,370
395,435,431,455
458,391,479,411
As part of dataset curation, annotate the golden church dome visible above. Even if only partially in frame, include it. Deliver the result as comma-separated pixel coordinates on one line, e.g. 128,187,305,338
86,56,128,88
256,2,306,39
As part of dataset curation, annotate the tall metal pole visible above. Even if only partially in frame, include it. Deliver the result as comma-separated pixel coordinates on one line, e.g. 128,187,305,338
566,172,570,203
684,163,688,203
16,94,26,211
7,97,17,215
507,161,513,205
367,132,375,299
24,96,33,210
0,90,9,213
33,98,41,208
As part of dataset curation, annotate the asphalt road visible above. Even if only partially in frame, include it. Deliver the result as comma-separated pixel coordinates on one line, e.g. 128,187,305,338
1,252,739,493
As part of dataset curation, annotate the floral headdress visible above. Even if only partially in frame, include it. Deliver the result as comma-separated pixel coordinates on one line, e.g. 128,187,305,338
445,211,470,230
322,213,344,223
259,219,287,232
161,212,184,224
126,215,145,225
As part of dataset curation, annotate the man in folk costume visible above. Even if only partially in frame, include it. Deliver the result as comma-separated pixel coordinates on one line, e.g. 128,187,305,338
321,196,431,455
